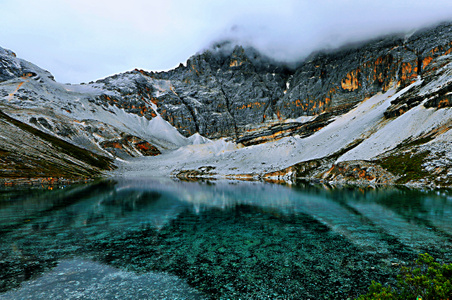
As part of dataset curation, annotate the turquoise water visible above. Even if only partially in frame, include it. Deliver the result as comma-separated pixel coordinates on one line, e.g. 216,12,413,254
0,179,451,299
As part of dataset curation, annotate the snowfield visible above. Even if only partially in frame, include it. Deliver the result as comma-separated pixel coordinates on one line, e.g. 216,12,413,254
112,78,451,179
1,39,452,184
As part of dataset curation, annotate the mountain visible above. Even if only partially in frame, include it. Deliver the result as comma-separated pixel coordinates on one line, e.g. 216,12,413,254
1,22,452,186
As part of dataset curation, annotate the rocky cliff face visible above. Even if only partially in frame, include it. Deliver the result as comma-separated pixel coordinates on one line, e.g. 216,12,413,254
85,23,452,145
1,22,452,186
90,45,291,139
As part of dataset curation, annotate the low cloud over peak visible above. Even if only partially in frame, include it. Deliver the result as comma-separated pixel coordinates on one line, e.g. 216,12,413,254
208,0,452,65
0,0,451,83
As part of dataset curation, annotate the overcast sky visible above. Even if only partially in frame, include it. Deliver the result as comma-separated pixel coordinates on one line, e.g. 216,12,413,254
1,0,452,84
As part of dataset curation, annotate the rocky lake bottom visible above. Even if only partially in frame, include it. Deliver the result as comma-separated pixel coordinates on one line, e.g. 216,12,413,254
0,178,451,299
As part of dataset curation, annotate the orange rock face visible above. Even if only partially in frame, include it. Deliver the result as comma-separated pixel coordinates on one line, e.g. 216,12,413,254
229,60,243,67
438,98,451,108
422,56,433,70
341,70,360,91
399,62,418,85
237,102,263,110
263,167,294,180
134,141,161,156
111,142,123,149
321,161,397,184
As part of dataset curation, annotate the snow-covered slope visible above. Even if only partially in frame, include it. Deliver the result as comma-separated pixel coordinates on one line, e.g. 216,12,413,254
1,22,452,185
114,69,452,187
0,49,209,159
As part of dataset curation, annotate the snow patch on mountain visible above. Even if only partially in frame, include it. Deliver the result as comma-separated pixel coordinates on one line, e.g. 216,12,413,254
0,62,210,155
113,75,451,180
114,86,403,177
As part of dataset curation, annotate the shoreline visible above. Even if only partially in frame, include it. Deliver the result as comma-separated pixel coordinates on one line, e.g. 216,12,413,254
172,173,452,190
0,176,99,187
2,167,450,190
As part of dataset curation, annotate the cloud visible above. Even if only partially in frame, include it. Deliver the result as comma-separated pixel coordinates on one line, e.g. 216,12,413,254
0,0,451,83
212,0,452,63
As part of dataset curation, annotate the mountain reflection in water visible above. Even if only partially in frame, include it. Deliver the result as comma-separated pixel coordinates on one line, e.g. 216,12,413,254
1,179,451,299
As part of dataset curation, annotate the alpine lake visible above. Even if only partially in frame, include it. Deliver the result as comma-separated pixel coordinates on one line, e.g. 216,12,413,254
0,178,451,299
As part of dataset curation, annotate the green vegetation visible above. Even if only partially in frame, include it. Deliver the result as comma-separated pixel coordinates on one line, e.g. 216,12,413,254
378,151,430,184
357,253,452,300
398,135,436,150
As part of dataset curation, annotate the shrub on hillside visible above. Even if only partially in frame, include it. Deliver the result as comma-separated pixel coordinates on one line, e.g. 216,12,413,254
357,253,452,300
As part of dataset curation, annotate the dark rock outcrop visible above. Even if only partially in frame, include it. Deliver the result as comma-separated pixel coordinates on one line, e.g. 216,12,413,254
0,48,21,82
100,134,161,159
321,161,398,185
90,23,452,143
0,47,55,82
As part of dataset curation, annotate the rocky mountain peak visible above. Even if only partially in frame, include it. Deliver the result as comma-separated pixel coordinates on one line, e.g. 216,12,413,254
0,47,16,58
0,46,55,83
71,23,452,142
228,45,249,68
2,22,452,186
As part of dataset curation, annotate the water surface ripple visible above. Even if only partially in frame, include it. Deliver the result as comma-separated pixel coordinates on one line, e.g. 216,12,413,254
1,179,451,299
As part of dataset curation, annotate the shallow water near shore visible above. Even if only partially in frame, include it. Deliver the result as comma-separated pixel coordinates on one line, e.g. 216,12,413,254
1,178,451,299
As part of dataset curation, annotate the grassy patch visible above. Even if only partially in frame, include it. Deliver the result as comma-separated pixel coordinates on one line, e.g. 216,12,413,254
399,136,435,150
394,133,437,152
378,151,430,184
